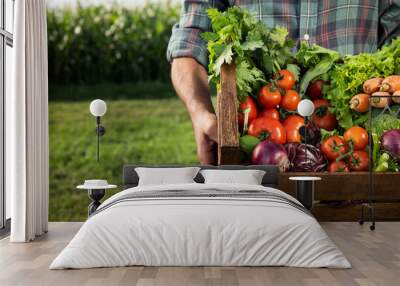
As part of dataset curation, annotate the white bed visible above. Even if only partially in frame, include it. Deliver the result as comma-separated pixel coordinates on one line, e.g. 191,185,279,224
50,183,351,269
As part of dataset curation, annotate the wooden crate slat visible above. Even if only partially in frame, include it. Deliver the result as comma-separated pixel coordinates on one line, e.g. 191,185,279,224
312,203,400,221
279,172,400,201
217,64,241,165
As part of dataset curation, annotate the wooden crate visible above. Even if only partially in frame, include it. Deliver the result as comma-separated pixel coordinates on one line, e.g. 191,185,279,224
216,64,400,221
279,172,400,221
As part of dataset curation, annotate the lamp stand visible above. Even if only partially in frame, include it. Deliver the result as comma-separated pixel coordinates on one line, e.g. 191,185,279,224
95,116,106,162
304,117,309,164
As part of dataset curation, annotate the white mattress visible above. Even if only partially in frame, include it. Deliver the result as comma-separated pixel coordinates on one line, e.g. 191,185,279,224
50,183,351,269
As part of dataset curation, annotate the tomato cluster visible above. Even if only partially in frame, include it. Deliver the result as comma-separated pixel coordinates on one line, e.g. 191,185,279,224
238,70,304,145
321,126,369,172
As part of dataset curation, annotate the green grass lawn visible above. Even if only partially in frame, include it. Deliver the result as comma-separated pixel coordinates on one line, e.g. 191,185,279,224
49,83,200,221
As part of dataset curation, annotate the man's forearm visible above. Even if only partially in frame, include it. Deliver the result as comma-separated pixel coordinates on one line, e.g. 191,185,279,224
171,58,214,120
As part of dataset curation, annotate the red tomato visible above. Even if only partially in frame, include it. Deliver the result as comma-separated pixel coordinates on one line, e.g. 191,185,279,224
248,117,286,144
328,161,350,173
276,70,295,90
307,79,325,100
238,96,258,130
258,108,280,120
259,84,282,109
281,90,301,111
348,150,369,171
321,135,347,161
343,126,368,150
312,99,337,131
282,115,304,143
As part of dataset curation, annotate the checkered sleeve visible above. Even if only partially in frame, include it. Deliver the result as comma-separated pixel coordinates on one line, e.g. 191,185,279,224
378,0,400,46
167,0,228,68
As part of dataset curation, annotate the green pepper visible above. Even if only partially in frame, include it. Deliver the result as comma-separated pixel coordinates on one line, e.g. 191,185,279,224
239,135,260,157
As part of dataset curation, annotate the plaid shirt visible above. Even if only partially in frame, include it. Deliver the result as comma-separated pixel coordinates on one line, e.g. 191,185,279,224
167,0,400,68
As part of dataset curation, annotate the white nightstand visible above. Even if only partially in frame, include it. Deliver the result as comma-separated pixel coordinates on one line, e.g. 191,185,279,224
77,180,117,216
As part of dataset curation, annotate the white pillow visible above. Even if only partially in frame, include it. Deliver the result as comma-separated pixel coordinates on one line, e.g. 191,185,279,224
135,167,200,186
200,169,266,185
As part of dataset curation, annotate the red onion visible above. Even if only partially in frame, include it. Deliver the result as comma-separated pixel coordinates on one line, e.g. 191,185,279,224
251,140,289,171
381,129,400,158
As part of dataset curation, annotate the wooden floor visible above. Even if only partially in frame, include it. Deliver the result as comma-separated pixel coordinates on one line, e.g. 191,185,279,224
0,222,399,286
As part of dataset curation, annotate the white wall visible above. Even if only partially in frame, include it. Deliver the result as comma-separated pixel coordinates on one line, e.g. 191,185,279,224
5,45,12,219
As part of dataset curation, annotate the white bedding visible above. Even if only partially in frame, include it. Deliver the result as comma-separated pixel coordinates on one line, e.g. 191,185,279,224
50,183,351,269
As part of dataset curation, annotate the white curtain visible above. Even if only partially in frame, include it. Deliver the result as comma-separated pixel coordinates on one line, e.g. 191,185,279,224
8,0,49,242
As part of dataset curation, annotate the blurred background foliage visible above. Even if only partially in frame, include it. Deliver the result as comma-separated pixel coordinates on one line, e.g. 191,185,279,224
47,3,179,84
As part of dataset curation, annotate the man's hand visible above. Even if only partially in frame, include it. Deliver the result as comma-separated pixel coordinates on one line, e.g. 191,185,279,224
171,58,217,165
192,112,217,165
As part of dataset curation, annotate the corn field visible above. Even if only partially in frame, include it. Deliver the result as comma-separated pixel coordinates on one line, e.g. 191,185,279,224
47,3,180,84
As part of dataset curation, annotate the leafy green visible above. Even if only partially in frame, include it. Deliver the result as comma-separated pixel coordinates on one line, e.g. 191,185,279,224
236,61,265,99
326,38,400,129
372,114,400,137
203,7,294,101
296,41,340,69
286,64,300,81
296,41,340,97
299,56,339,97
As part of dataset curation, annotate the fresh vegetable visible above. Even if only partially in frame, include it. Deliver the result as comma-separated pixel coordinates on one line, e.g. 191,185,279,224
372,114,400,137
375,161,389,172
372,132,380,165
392,90,400,104
307,79,325,99
281,90,300,111
259,84,282,109
348,150,369,171
381,129,400,158
248,117,286,144
375,153,390,172
375,154,400,172
203,7,295,101
239,135,260,157
328,161,350,172
363,77,383,94
371,92,391,108
349,93,370,113
258,108,280,120
299,122,322,146
285,143,327,172
321,135,347,161
326,38,400,129
312,99,337,131
343,126,368,150
276,69,295,90
296,41,340,97
251,141,289,171
282,115,304,143
238,96,258,131
203,8,400,173
381,75,400,93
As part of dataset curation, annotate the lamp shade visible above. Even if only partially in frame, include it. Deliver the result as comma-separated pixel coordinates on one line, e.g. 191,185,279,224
297,99,315,117
90,99,107,117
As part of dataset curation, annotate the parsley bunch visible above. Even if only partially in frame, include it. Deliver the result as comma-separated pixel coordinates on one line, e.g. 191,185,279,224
202,7,295,102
